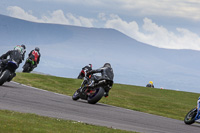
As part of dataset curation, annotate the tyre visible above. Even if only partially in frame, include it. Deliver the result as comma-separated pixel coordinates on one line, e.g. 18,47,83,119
23,63,31,72
87,87,105,104
184,108,197,125
77,75,83,79
0,70,11,85
77,73,84,79
72,90,80,101
7,72,16,82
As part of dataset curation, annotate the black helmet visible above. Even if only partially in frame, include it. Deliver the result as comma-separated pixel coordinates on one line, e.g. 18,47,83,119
104,63,111,68
35,47,40,52
21,44,26,49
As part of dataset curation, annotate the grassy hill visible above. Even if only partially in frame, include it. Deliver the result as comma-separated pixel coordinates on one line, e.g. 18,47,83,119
13,73,199,120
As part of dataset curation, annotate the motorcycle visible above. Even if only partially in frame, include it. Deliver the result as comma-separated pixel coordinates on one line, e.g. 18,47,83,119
0,59,18,85
77,70,85,79
72,70,112,104
77,66,92,79
22,55,35,73
184,101,200,124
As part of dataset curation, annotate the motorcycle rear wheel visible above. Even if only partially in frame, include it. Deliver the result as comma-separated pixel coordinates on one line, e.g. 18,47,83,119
87,87,105,104
184,108,197,125
23,63,31,72
0,70,10,85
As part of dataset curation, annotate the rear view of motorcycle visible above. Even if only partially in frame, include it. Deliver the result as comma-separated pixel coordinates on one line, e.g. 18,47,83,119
22,55,35,72
72,71,112,104
0,60,18,85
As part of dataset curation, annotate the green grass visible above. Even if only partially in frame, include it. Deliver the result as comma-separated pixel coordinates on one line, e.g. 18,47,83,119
108,83,198,119
0,110,134,133
2,72,198,132
12,73,199,121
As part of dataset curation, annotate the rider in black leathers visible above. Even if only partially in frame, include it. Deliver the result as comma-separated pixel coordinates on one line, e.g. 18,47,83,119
0,45,26,66
0,45,25,79
87,63,114,97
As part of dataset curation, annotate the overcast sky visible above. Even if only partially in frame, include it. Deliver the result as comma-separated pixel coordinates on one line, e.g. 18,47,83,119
1,0,200,50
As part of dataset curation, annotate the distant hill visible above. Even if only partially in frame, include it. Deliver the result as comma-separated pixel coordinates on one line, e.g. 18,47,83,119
1,14,200,93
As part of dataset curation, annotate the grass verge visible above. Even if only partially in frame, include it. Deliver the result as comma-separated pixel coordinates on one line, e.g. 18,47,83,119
13,72,199,121
0,110,134,133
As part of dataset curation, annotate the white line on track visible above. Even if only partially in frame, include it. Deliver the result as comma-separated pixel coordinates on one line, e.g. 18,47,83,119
11,81,71,98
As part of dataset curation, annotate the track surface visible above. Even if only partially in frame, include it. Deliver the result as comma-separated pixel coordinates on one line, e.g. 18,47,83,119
0,82,200,133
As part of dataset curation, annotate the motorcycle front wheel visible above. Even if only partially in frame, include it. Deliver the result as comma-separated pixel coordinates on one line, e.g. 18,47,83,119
184,108,197,125
87,87,105,104
72,90,80,101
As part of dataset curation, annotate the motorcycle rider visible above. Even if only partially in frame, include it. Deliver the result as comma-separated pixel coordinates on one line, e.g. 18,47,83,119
0,45,26,79
87,63,114,97
78,64,92,79
197,97,200,114
14,44,26,60
27,47,41,70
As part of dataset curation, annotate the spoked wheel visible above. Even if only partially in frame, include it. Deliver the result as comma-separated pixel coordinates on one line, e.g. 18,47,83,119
184,108,197,125
72,90,80,101
87,87,105,104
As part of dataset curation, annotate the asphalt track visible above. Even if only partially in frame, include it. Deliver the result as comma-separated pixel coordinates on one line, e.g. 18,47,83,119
0,82,200,133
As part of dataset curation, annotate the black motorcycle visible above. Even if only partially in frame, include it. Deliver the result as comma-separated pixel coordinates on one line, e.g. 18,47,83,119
72,73,112,104
22,55,35,73
0,59,18,85
77,69,85,79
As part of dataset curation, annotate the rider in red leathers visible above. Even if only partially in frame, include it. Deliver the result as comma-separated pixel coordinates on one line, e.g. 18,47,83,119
28,47,41,70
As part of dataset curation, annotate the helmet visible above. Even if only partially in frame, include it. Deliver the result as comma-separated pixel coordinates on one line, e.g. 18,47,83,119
21,44,26,54
14,45,22,53
89,64,92,68
35,47,40,52
21,44,26,49
14,46,21,53
104,63,111,68
149,81,153,84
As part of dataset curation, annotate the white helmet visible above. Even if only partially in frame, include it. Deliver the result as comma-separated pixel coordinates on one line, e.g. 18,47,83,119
14,45,22,53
